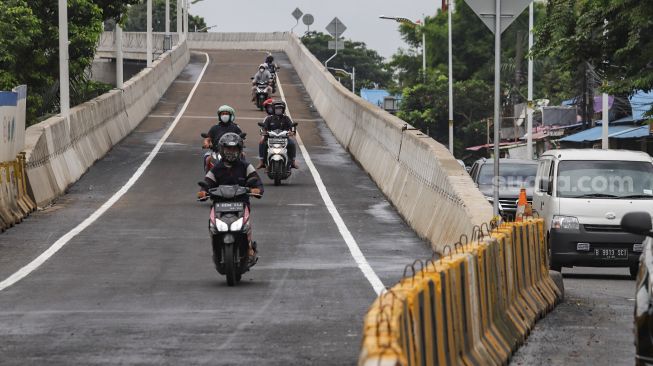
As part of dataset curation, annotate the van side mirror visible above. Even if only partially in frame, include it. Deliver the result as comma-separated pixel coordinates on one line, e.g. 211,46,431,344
621,212,653,237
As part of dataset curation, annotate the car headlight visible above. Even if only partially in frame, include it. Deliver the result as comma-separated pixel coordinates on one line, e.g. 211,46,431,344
552,215,580,230
230,218,243,231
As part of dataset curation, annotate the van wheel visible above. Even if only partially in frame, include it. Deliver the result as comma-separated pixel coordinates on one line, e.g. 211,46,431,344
630,265,639,279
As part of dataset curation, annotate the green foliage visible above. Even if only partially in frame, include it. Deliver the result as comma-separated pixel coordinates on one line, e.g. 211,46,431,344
300,31,393,93
123,0,207,32
0,0,136,124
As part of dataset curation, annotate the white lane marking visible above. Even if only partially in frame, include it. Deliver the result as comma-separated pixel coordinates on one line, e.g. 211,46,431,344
277,76,385,295
0,53,211,292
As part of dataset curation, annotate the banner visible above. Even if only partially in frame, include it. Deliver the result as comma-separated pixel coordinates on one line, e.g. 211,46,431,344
0,85,26,162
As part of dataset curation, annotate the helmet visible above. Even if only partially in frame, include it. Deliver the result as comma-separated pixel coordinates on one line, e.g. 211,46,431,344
262,98,274,115
265,55,274,64
217,132,243,163
217,105,236,123
272,101,286,116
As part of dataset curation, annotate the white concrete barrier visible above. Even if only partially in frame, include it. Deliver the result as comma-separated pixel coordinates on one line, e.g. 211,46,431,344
188,32,492,248
23,40,190,207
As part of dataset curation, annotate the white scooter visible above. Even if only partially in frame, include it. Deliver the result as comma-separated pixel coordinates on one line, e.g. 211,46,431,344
258,123,297,186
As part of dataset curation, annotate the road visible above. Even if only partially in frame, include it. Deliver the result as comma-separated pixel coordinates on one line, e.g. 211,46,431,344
511,266,635,366
0,50,432,365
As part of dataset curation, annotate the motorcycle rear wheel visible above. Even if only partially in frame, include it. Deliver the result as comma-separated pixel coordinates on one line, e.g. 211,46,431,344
224,244,238,286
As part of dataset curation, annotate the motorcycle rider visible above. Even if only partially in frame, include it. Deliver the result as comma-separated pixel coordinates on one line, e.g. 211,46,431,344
202,105,242,149
265,54,278,75
197,133,264,260
251,64,273,101
256,100,299,170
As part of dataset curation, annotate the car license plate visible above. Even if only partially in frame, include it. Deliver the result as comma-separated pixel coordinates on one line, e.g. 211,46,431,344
594,248,628,260
215,202,243,212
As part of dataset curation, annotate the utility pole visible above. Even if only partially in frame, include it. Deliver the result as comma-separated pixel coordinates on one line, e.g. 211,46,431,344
185,0,189,38
177,0,183,41
146,0,152,67
422,15,426,82
448,0,454,154
116,23,123,88
492,0,501,215
58,0,69,117
526,2,534,159
165,0,170,35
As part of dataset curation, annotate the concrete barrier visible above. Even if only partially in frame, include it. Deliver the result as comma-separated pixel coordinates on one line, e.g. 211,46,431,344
186,32,492,248
359,219,562,366
23,40,190,207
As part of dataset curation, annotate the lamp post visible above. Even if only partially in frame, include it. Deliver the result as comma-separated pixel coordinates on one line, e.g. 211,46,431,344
379,16,426,81
146,0,152,67
327,67,356,94
195,25,216,32
447,0,454,155
177,0,182,41
58,0,69,117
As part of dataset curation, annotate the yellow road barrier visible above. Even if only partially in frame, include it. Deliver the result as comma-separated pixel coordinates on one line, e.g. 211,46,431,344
360,219,561,366
0,155,36,231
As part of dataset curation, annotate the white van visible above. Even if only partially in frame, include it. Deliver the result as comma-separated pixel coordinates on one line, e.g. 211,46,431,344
534,149,653,276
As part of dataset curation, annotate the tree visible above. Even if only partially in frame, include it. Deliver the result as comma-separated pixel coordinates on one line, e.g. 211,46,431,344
301,31,393,93
535,0,653,117
123,0,207,32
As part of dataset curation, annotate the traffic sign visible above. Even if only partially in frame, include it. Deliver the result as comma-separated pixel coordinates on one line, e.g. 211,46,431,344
328,41,344,50
302,14,314,26
464,0,532,34
292,8,303,21
326,17,347,38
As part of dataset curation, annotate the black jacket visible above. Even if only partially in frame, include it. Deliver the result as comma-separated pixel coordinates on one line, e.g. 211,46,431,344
263,115,294,132
203,160,264,204
208,122,242,147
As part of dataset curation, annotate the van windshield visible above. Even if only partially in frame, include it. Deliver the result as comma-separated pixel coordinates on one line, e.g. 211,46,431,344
478,163,537,187
556,160,653,199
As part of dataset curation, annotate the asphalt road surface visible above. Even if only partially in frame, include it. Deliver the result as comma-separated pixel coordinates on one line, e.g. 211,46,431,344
511,266,635,366
0,51,432,365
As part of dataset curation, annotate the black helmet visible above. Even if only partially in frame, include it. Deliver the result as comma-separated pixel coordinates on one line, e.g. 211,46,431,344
218,132,243,163
266,55,274,64
272,101,286,116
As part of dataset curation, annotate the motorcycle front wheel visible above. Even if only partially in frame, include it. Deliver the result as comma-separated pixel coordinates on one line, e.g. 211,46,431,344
224,244,238,286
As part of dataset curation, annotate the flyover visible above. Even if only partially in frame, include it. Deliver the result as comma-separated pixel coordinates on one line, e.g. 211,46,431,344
0,33,498,363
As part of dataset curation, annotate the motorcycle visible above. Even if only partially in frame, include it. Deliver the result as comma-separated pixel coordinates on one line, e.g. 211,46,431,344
258,122,298,186
200,132,247,174
197,182,260,286
269,71,277,94
252,80,270,111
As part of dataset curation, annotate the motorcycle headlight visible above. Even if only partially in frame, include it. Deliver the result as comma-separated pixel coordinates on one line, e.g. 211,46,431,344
271,148,284,154
230,218,244,231
215,219,229,232
552,215,580,230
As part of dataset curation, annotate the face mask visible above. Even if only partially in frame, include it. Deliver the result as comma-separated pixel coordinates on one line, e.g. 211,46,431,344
259,68,265,73
220,114,230,123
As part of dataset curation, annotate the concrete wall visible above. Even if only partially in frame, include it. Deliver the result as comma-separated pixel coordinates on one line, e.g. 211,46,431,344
23,40,190,207
188,32,492,248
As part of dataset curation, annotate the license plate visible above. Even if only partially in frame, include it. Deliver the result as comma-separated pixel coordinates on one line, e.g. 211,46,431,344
215,202,244,212
594,248,628,260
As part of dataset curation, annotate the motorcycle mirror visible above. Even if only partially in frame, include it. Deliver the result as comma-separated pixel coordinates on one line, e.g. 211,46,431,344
291,122,298,127
197,181,209,189
200,132,209,138
257,122,265,127
240,132,247,139
250,77,255,80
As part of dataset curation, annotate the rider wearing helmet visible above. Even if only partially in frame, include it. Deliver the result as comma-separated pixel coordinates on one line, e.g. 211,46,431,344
202,105,243,149
262,98,274,116
265,54,278,74
256,100,299,170
251,64,273,101
198,133,264,259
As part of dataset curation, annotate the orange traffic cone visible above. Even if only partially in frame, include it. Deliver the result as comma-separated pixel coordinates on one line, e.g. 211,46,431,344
516,187,527,222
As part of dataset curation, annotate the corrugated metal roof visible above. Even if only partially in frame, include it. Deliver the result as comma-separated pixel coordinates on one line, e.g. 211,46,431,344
560,125,650,142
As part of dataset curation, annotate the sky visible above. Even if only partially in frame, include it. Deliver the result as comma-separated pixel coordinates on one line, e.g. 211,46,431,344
189,0,442,60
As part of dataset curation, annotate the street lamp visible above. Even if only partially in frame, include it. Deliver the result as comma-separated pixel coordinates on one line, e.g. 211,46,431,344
327,67,356,94
379,15,426,82
195,24,216,32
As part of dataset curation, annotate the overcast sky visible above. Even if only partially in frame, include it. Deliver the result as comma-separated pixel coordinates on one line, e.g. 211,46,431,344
190,0,442,59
